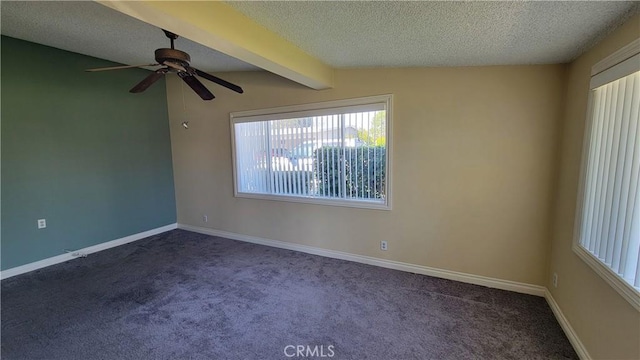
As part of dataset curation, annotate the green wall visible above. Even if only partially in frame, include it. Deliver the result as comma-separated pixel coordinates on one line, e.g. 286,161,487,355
1,36,177,270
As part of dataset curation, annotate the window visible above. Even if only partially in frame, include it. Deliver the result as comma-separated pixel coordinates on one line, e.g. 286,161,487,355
230,95,392,210
574,39,640,310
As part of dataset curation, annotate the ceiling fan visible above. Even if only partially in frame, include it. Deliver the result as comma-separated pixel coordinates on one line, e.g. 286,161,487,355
86,29,244,100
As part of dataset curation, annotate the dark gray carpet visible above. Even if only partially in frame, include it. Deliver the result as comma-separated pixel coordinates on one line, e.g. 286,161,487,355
2,229,577,359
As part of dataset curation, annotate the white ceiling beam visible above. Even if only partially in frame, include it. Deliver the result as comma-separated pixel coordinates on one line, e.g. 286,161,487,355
96,1,334,90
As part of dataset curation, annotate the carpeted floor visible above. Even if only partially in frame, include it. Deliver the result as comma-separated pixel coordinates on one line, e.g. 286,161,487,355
1,229,577,359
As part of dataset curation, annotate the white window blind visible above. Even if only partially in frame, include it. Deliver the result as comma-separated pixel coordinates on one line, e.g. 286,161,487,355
230,95,392,210
579,70,640,287
575,39,640,309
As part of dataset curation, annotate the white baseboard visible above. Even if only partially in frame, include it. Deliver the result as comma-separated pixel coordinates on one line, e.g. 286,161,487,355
177,223,546,297
0,223,178,280
544,289,591,360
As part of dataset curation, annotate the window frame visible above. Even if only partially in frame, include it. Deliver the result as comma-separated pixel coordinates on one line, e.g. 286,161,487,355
230,94,393,210
572,38,640,311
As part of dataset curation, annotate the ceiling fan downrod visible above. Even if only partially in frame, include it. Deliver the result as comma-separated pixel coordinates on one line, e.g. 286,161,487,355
162,29,179,49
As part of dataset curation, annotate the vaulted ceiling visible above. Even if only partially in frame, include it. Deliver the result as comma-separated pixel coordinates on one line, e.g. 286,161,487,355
2,1,637,89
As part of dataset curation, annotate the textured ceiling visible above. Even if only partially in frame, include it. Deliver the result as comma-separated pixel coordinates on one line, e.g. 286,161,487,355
0,1,260,72
1,1,638,74
227,1,639,67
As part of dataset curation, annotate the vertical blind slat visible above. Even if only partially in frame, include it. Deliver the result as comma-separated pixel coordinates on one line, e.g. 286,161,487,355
604,80,626,264
625,160,639,281
597,84,616,258
612,77,634,271
590,86,609,254
582,90,603,251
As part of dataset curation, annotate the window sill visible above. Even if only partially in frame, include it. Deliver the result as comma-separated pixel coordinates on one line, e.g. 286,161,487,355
572,243,640,311
235,192,391,211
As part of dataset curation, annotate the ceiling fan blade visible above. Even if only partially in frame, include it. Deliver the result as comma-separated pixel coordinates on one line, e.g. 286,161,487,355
129,68,168,93
86,64,159,72
178,72,214,100
191,67,244,94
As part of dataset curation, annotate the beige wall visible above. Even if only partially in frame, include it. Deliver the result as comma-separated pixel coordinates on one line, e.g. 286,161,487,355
167,64,565,286
548,14,640,360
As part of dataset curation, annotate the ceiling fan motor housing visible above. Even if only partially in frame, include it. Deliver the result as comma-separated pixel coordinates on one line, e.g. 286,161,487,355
155,48,191,67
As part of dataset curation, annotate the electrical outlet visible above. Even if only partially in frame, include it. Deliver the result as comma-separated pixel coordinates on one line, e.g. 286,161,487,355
380,241,388,251
203,214,208,222
552,273,558,288
37,219,46,229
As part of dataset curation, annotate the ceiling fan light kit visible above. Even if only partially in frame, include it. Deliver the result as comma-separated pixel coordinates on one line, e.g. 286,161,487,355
86,29,244,101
